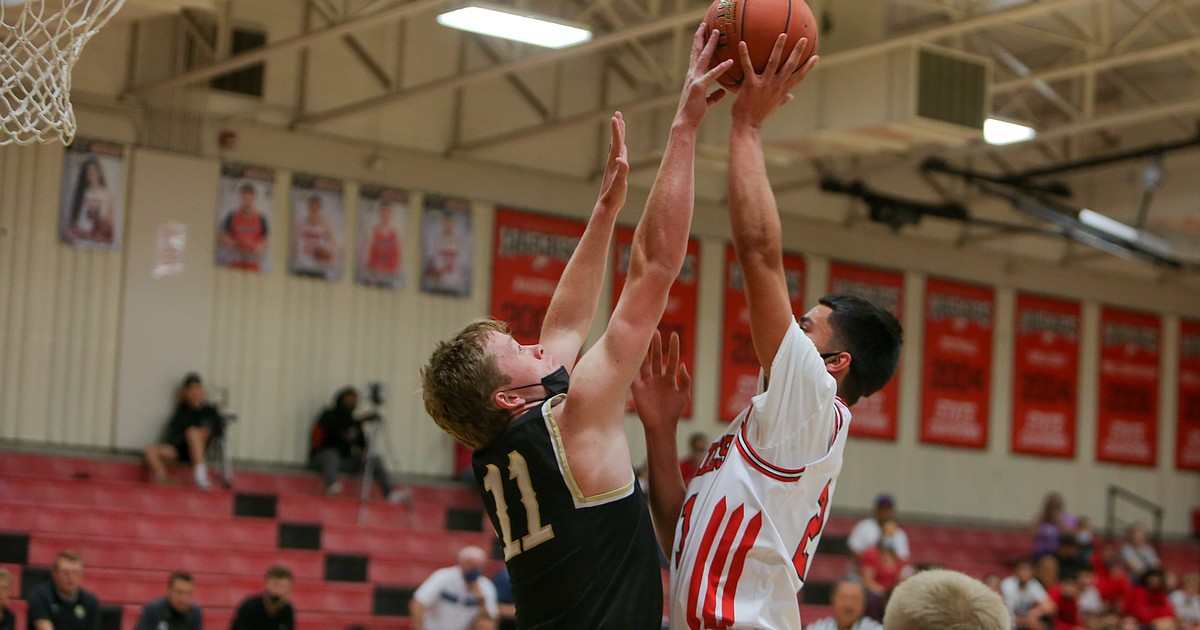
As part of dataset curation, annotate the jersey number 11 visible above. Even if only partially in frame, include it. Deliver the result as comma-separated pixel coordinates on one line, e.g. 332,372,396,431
483,450,556,561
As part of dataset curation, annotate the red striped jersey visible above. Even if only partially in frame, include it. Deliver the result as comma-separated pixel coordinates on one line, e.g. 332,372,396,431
669,320,850,629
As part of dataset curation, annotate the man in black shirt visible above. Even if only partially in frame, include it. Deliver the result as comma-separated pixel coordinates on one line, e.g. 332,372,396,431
143,373,224,489
231,566,294,630
134,572,201,630
309,387,408,502
27,551,101,630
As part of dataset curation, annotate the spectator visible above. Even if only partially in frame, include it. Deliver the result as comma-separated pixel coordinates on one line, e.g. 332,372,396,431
1037,554,1062,590
1030,492,1077,560
309,386,409,502
678,432,709,484
1047,573,1086,630
1121,523,1162,581
1002,558,1057,629
882,569,1009,630
1095,540,1134,612
1074,568,1115,629
1074,516,1096,563
489,566,516,630
1055,534,1089,580
0,568,14,630
231,565,294,630
860,521,912,620
410,546,498,630
27,551,101,630
1123,568,1178,630
808,581,883,630
983,573,1003,594
1170,573,1200,630
848,494,911,562
134,572,201,630
143,373,225,490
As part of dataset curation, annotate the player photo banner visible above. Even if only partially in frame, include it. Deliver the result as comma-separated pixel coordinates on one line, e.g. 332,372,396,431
1178,319,1200,471
1011,294,1080,458
420,195,473,297
919,278,994,449
356,185,409,290
612,227,699,418
1096,308,1160,467
490,208,587,343
828,262,905,440
719,245,806,421
289,174,346,281
59,137,125,251
216,163,274,272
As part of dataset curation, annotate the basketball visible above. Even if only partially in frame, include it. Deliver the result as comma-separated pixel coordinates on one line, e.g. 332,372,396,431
704,0,819,89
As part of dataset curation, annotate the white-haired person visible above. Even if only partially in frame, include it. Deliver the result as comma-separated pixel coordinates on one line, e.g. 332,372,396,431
410,546,498,630
883,569,1010,630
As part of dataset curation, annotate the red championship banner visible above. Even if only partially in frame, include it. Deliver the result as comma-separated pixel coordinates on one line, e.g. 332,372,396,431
1097,308,1160,467
718,245,806,421
489,208,587,342
1178,319,1200,471
612,227,699,417
1011,294,1080,458
828,262,904,440
920,278,993,449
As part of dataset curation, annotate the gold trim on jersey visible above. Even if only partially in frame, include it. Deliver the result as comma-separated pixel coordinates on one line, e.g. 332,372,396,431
542,395,635,509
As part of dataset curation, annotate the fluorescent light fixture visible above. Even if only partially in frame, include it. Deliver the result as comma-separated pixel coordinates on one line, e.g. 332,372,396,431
1079,208,1138,242
983,118,1036,146
437,5,592,49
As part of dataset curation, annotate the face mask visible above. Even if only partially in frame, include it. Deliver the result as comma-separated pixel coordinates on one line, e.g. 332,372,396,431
501,366,570,404
463,568,482,583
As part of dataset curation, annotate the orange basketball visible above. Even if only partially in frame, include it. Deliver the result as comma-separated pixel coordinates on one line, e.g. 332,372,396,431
704,0,819,89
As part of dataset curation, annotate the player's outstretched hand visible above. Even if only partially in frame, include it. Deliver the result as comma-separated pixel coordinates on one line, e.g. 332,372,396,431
632,329,692,435
676,24,735,129
595,111,630,216
732,34,819,127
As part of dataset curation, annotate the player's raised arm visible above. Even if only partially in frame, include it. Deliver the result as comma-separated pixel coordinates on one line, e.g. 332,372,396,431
729,35,819,376
539,113,628,367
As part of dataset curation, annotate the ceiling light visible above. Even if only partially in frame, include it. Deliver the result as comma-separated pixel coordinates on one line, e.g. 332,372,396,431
983,118,1036,146
436,5,592,49
1078,208,1138,242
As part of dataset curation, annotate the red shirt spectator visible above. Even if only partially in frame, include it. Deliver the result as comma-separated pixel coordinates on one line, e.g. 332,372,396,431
1123,570,1177,627
1048,581,1084,630
679,432,710,484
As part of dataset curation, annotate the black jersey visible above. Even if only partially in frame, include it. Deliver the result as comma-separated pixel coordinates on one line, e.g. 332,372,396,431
472,395,663,629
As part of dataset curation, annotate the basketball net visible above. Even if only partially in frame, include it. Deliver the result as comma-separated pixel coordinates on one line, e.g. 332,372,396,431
1,0,127,145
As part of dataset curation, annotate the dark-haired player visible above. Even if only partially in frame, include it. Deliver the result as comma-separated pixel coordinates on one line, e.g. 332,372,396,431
633,35,903,629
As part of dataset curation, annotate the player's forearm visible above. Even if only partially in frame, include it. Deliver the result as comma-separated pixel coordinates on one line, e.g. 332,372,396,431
728,120,783,265
631,123,697,284
642,424,686,554
541,204,620,348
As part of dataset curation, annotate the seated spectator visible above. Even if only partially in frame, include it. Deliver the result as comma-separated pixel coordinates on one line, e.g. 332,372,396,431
883,569,1010,630
1002,558,1057,629
678,432,709,484
1095,540,1134,613
28,551,102,630
1123,568,1178,630
231,565,294,630
1075,516,1096,563
1037,554,1062,591
1170,573,1200,630
143,373,225,490
410,546,498,630
1047,573,1087,630
1030,492,1078,560
1055,534,1090,579
134,571,201,630
489,566,516,630
309,386,409,502
848,494,912,562
1072,568,1108,626
1121,523,1162,582
808,581,883,630
983,573,1003,594
0,568,13,630
860,520,912,621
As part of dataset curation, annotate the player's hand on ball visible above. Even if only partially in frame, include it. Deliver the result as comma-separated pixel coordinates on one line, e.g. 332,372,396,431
677,24,735,128
632,330,692,434
732,34,820,125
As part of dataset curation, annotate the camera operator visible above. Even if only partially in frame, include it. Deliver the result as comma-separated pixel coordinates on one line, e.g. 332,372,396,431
309,385,409,503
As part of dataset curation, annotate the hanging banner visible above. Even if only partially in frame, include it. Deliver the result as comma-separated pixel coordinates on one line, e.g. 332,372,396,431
828,262,905,440
420,195,473,297
1097,308,1160,467
1178,319,1200,472
288,173,346,281
920,278,993,449
489,208,587,342
216,163,274,272
355,185,409,290
1011,294,1080,458
718,245,806,421
59,137,125,251
611,228,699,418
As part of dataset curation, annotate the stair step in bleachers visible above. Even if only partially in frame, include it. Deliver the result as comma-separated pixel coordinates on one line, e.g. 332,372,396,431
2,500,278,546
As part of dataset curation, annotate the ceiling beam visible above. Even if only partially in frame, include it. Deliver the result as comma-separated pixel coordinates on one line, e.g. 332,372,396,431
993,34,1200,92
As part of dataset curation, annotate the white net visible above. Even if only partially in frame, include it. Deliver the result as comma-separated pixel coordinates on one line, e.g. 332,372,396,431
1,0,127,145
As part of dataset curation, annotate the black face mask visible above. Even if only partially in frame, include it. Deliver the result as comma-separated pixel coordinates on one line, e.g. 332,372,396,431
500,365,570,405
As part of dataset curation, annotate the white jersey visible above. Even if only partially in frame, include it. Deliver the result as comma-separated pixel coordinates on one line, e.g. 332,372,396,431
670,320,850,630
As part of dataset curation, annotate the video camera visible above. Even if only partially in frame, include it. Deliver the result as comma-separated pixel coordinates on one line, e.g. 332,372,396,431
368,381,386,406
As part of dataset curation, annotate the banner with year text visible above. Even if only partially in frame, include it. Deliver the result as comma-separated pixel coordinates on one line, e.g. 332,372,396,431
611,228,699,417
718,245,806,421
1097,308,1160,467
828,262,905,440
1011,293,1080,458
489,208,587,343
1177,319,1200,471
920,278,993,449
